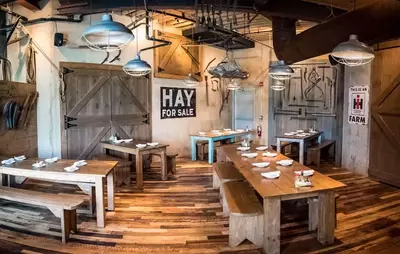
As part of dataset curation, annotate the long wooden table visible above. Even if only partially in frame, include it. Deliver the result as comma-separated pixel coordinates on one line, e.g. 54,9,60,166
101,141,169,188
276,131,323,164
0,158,117,228
218,144,346,254
190,130,251,164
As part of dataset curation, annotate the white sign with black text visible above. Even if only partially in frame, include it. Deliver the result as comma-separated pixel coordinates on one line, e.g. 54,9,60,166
348,85,369,125
160,87,196,119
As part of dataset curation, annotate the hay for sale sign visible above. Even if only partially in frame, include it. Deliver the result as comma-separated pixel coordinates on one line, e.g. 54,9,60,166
348,86,369,125
160,87,196,119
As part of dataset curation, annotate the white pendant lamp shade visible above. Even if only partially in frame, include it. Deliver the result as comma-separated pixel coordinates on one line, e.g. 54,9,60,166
269,60,294,80
331,34,375,67
123,54,152,76
182,73,200,87
226,79,241,90
270,80,285,91
82,14,134,52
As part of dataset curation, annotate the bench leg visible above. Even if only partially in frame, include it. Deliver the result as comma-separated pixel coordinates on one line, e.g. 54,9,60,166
318,191,336,245
212,170,220,189
229,215,246,247
308,197,318,231
229,214,263,247
61,210,71,244
171,157,176,175
70,209,78,233
316,150,321,170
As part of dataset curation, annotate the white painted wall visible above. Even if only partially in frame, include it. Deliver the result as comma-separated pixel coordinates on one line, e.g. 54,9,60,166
7,1,272,157
341,64,371,176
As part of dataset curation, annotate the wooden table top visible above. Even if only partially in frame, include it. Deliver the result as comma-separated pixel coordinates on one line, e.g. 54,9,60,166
101,140,169,153
276,131,323,141
190,130,251,138
220,144,345,199
0,158,117,177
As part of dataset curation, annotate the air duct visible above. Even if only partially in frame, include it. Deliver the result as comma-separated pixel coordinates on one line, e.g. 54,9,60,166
272,0,400,64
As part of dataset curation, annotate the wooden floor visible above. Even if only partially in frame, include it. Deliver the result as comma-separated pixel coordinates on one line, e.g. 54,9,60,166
0,159,399,253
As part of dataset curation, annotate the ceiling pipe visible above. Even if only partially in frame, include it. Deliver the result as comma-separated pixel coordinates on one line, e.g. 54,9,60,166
272,0,400,64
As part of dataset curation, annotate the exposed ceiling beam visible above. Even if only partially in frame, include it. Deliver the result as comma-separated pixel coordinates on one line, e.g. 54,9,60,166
272,0,400,64
16,0,41,11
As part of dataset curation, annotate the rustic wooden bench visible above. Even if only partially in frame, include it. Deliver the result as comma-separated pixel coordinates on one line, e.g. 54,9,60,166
212,162,244,190
272,141,296,155
0,186,84,243
152,153,178,175
92,154,132,186
307,140,335,169
223,181,263,247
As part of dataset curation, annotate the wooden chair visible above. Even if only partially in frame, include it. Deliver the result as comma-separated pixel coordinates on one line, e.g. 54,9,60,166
223,181,263,247
307,140,335,170
92,154,132,186
0,186,84,243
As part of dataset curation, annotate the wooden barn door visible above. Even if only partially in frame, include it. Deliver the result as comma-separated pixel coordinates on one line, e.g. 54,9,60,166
369,43,400,187
60,62,151,160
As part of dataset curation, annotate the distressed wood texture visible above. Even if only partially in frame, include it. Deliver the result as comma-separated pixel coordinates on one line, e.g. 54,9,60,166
267,62,344,166
60,62,152,160
0,81,37,157
369,39,400,187
0,159,399,253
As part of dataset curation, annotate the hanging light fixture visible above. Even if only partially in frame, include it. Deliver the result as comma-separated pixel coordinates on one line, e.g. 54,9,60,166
182,73,200,87
269,60,294,80
226,79,241,91
270,80,285,91
123,53,152,76
82,14,134,52
331,34,375,66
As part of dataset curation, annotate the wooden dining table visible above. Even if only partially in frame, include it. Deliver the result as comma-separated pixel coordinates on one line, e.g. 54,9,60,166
190,130,251,164
101,140,169,188
276,130,323,164
218,144,346,254
0,158,117,228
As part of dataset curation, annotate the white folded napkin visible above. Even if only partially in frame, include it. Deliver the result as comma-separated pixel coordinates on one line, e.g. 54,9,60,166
296,134,307,137
256,146,268,151
252,162,270,168
263,152,278,157
237,146,250,151
33,161,46,168
14,155,26,161
198,132,206,135
284,132,294,136
2,158,16,165
136,144,147,148
64,165,79,172
147,142,159,146
261,171,281,179
242,153,258,158
236,129,245,132
295,170,314,176
45,157,59,163
223,128,231,131
73,160,87,167
277,160,294,166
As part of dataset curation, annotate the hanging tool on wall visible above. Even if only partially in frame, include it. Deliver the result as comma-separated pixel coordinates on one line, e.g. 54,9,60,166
304,67,308,85
200,2,206,26
205,75,210,106
273,107,302,119
23,91,38,129
25,39,37,85
305,67,324,100
211,4,216,27
326,77,333,109
17,93,32,128
290,116,317,121
211,78,219,91
318,66,330,82
206,4,211,26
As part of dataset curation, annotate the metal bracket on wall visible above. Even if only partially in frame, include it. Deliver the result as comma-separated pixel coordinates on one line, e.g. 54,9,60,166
64,115,77,129
142,114,149,124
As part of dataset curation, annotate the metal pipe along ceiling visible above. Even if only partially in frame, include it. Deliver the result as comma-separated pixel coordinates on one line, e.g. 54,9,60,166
272,0,400,64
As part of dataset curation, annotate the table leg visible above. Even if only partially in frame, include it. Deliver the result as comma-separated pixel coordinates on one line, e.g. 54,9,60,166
191,136,197,161
107,169,115,211
208,139,214,164
160,149,168,180
299,140,305,165
263,197,281,254
276,138,281,153
318,191,336,245
0,173,5,186
318,134,323,144
95,176,105,228
230,137,235,143
135,151,143,188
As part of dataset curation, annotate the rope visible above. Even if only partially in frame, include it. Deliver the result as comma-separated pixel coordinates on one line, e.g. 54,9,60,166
25,39,36,84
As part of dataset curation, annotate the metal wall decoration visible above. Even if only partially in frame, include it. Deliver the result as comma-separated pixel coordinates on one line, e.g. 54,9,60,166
154,31,201,80
348,86,369,125
160,87,196,119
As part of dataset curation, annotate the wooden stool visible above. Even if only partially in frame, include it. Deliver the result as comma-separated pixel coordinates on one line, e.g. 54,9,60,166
92,154,132,186
223,181,263,247
307,140,335,170
167,153,178,175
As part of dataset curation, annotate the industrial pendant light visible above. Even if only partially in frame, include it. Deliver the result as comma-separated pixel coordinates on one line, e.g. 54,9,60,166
182,73,200,87
331,34,375,67
123,53,152,76
82,14,134,52
269,60,294,80
270,80,285,91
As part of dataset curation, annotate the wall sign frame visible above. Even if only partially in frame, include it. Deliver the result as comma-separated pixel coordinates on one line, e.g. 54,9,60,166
348,85,369,125
160,87,196,119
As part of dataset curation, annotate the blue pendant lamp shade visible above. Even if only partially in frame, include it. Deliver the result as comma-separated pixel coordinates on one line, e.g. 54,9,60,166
82,14,134,52
123,53,152,76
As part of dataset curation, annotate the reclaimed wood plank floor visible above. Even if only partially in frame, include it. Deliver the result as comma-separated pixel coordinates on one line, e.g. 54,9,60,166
0,159,399,253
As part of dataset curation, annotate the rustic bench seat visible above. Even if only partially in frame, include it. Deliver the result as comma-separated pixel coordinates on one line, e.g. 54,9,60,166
223,181,263,247
0,186,84,243
212,162,244,189
307,140,335,169
92,154,132,186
